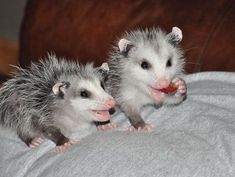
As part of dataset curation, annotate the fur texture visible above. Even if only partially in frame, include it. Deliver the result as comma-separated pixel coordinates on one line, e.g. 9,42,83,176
106,27,186,129
0,54,114,147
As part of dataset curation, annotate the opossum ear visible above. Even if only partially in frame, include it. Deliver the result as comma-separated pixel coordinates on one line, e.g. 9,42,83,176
167,27,183,45
96,62,109,80
52,81,70,97
100,62,109,72
118,38,135,54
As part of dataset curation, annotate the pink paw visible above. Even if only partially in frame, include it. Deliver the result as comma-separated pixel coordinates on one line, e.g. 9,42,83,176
127,123,154,132
55,139,78,153
97,122,117,131
172,77,187,95
29,138,44,148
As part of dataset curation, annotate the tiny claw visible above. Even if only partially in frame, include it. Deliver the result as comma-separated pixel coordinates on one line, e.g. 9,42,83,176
127,126,135,132
29,144,36,148
127,123,154,132
97,122,117,131
29,138,44,148
69,139,78,145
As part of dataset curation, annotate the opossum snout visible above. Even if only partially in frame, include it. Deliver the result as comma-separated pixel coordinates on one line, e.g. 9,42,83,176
155,79,169,89
104,99,116,108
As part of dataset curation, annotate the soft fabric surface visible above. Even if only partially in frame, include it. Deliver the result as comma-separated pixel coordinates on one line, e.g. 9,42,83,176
0,72,235,177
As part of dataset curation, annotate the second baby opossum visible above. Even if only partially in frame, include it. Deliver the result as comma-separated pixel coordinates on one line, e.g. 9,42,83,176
0,55,116,152
106,27,187,131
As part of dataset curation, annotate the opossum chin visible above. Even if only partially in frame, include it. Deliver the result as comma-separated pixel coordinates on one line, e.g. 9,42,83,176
90,110,111,122
148,86,165,103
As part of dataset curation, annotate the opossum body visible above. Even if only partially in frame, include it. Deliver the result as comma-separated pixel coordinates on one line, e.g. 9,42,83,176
106,27,187,130
0,55,116,151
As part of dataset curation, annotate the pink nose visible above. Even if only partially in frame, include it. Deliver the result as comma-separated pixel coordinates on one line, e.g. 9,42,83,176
105,99,116,108
156,79,169,89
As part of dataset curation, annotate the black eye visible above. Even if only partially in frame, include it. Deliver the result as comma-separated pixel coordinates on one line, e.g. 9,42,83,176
80,90,90,98
100,82,105,90
166,58,172,67
141,60,151,70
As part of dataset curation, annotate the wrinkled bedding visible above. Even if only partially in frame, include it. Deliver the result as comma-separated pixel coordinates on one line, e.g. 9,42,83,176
0,72,235,177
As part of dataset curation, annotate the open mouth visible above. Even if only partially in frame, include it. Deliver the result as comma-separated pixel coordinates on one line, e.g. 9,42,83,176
149,84,178,102
158,84,177,94
149,86,165,102
91,110,111,122
149,83,177,94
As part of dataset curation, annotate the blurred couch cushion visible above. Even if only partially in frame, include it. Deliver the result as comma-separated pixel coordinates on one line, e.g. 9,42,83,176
19,0,235,73
0,39,18,82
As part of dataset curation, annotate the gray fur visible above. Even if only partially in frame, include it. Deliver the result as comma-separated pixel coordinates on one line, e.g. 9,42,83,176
0,54,111,146
106,27,186,129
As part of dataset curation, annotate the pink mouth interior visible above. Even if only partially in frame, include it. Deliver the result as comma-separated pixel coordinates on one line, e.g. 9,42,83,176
92,110,110,122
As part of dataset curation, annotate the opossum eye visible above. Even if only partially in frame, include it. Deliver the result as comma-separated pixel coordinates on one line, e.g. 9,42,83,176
80,90,90,98
100,82,105,90
166,57,172,67
141,60,151,70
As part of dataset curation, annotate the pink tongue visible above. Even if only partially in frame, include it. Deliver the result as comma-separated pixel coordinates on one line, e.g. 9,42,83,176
151,89,165,102
95,110,110,121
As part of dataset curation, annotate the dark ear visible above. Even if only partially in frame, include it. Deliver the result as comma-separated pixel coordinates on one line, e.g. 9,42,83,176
52,81,70,98
167,27,183,45
96,62,109,81
118,38,135,55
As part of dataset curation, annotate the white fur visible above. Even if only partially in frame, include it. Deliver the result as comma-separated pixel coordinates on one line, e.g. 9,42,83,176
118,83,152,112
121,36,183,98
54,77,114,137
107,27,186,128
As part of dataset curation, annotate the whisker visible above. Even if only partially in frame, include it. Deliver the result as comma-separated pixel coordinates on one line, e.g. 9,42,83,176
185,61,201,66
183,46,199,53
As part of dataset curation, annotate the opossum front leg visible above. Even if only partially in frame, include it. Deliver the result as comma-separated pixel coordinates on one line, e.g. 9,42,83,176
18,131,35,147
42,126,77,153
164,77,187,105
127,115,153,132
16,126,43,148
123,104,153,131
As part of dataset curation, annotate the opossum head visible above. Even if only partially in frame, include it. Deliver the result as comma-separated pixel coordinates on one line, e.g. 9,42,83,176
53,63,115,122
117,27,185,102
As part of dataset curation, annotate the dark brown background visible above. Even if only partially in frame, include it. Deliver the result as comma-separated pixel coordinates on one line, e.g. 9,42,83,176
10,0,235,75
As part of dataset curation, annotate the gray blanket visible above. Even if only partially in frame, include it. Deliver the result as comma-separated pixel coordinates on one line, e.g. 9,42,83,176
0,72,235,177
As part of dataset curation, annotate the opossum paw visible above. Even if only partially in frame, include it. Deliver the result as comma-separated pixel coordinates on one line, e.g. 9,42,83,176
172,77,187,95
127,123,154,132
97,122,117,131
55,139,78,153
29,138,44,148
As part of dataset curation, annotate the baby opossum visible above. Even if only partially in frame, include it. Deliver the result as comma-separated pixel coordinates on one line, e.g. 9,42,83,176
106,27,187,131
0,55,116,152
